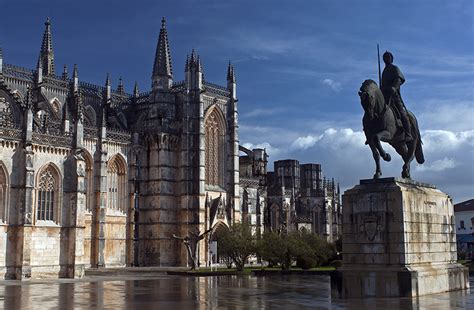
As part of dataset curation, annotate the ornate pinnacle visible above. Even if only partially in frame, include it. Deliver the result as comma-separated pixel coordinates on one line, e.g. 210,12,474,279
197,55,203,72
105,73,110,87
133,81,139,98
72,64,78,79
117,77,124,93
227,61,236,83
62,65,68,80
185,54,190,72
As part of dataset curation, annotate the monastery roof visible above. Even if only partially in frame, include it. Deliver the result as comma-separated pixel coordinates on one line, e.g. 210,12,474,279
454,199,474,212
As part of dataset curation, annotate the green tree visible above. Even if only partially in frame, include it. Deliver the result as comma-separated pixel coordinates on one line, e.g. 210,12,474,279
218,223,256,271
258,231,308,270
258,230,338,270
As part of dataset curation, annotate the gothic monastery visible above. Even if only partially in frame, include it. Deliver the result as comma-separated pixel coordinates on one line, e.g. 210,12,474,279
0,18,341,278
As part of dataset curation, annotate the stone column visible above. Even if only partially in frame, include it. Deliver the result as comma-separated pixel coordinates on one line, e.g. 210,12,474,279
14,96,35,279
94,147,107,267
18,146,34,279
61,152,86,278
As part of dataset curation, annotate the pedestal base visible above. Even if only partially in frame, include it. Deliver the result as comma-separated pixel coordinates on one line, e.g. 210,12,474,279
333,178,470,298
332,263,468,297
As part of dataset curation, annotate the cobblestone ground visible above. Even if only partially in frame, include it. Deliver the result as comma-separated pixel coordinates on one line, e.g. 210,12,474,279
0,274,472,309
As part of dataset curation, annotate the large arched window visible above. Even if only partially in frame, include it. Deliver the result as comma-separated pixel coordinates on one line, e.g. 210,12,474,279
36,164,61,223
270,204,280,232
0,163,8,223
204,107,225,187
107,155,127,213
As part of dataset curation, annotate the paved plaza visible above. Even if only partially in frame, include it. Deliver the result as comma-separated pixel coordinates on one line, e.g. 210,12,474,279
0,274,472,309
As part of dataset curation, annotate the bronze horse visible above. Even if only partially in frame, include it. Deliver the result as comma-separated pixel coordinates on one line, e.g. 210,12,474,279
359,79,424,179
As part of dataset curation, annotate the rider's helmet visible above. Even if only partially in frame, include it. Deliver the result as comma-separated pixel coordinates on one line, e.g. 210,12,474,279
383,51,394,64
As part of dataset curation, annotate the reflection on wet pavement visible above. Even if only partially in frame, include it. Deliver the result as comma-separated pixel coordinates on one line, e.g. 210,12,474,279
0,275,472,309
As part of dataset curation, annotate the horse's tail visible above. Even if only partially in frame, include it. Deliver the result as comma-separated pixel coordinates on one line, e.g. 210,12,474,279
410,111,425,164
415,136,425,164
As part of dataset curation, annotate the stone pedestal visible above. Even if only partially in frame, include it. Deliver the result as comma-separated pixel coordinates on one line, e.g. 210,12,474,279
332,178,469,298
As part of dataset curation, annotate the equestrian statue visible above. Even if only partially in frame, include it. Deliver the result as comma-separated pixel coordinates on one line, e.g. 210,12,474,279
358,49,424,179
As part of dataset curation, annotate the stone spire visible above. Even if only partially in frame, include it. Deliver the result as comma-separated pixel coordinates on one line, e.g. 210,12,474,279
39,18,55,76
152,17,173,90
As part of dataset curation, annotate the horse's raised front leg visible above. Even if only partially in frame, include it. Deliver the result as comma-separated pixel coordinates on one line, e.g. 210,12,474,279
375,130,391,162
368,138,382,179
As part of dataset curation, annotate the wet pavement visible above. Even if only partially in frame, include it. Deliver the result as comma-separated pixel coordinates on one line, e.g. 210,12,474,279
0,275,472,309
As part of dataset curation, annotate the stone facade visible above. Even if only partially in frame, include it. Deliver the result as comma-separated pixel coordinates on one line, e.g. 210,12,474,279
0,18,241,278
239,146,268,238
265,159,342,241
454,199,474,259
333,178,469,297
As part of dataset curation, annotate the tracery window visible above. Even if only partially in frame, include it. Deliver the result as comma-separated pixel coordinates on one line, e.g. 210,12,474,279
205,108,225,187
107,156,126,213
0,164,8,222
36,165,60,222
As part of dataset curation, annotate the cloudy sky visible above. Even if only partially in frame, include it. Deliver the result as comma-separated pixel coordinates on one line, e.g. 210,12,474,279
1,0,473,203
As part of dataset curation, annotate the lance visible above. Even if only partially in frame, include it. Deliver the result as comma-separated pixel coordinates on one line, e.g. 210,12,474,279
377,44,382,88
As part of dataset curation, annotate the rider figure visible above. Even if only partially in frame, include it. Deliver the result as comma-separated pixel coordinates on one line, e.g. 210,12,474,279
381,51,412,141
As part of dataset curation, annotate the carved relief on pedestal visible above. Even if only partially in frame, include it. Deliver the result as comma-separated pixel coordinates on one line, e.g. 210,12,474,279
359,214,383,241
354,194,387,242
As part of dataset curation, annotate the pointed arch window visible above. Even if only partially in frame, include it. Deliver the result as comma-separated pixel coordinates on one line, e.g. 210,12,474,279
270,204,280,232
107,156,127,213
205,107,225,187
0,163,8,223
36,165,60,222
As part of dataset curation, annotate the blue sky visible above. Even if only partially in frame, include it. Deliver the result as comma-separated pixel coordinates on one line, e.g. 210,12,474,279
1,0,473,202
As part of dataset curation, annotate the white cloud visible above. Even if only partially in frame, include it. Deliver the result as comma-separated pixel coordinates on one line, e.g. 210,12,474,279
421,130,474,152
416,157,457,172
291,135,321,150
417,102,474,132
322,78,342,91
